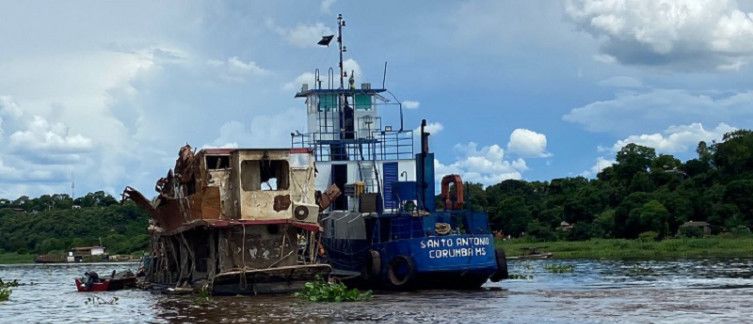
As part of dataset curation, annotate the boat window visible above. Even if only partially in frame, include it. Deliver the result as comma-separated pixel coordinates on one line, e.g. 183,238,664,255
355,94,371,110
205,155,230,170
318,94,337,111
241,160,290,191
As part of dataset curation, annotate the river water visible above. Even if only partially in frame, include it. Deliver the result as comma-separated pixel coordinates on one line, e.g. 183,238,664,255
1,259,752,323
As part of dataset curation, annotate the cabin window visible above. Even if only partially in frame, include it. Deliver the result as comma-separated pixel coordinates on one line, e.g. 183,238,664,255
205,155,230,169
318,94,337,111
355,94,371,110
241,160,290,191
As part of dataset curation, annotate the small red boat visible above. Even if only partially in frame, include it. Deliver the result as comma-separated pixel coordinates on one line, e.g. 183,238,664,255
75,271,137,292
75,278,110,292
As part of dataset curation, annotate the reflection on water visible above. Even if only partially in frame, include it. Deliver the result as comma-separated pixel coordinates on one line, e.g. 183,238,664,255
1,259,753,323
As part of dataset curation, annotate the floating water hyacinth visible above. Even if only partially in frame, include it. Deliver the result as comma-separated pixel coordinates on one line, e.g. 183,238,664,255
544,264,575,273
294,278,372,302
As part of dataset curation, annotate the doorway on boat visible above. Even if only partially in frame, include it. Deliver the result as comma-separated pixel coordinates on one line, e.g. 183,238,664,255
331,164,347,210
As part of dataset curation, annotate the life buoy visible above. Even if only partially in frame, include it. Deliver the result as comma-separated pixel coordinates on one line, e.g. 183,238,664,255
440,174,465,210
387,255,416,288
490,248,509,282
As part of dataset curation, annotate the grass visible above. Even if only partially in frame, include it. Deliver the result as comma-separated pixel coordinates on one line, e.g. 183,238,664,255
0,252,34,264
497,236,753,260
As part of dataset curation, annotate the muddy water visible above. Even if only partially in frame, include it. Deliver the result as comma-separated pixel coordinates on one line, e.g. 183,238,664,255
1,259,752,323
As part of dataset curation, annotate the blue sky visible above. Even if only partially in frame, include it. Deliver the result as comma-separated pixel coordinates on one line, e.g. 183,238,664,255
1,0,753,199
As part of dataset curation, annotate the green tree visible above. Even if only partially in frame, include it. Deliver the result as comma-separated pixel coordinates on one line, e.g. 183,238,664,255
714,130,753,178
614,144,657,183
490,196,531,236
637,200,670,239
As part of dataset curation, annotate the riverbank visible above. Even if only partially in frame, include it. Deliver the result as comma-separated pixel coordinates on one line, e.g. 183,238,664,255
497,236,753,260
0,253,34,264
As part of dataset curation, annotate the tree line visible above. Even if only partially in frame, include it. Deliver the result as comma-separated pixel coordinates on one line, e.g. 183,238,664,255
0,192,149,255
458,129,753,241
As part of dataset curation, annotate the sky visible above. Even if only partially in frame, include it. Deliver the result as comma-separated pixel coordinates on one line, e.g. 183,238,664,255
1,0,753,199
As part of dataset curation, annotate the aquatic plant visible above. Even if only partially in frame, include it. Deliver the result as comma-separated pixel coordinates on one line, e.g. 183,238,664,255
295,279,372,302
0,279,20,288
0,287,10,301
543,264,575,273
0,278,18,301
506,261,535,280
85,296,119,305
194,285,211,303
627,264,654,276
507,273,534,280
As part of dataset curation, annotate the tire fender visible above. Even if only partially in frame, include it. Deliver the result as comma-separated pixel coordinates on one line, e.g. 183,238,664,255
387,255,416,288
490,248,509,282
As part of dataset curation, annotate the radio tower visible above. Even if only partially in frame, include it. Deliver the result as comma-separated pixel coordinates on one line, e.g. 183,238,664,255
70,172,75,199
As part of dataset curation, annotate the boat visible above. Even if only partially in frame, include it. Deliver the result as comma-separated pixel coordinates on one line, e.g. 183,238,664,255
289,15,508,289
74,271,137,292
123,147,331,295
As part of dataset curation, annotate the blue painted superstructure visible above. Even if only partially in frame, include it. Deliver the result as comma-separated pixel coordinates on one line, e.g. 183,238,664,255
291,14,507,289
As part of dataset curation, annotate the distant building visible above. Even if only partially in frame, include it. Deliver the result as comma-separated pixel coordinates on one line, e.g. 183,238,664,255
679,221,711,235
70,246,106,257
558,221,574,231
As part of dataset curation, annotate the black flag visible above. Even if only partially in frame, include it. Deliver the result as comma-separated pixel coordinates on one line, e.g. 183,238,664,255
318,35,334,46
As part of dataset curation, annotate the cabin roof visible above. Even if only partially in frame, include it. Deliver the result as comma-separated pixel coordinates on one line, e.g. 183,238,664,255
71,246,105,251
197,148,312,156
681,221,710,227
294,88,386,98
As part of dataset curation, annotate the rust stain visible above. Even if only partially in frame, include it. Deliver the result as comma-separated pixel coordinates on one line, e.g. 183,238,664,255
273,194,291,211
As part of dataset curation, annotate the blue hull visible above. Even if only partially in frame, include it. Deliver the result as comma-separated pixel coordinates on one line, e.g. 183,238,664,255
324,233,498,289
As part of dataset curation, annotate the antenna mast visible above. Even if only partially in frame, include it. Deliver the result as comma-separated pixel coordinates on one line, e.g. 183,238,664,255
70,171,75,199
337,14,346,89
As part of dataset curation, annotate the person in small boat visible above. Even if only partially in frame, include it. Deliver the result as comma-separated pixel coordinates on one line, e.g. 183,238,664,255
84,271,100,289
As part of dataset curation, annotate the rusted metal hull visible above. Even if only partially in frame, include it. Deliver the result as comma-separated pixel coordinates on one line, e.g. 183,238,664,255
142,223,329,295
211,264,332,295
124,146,330,295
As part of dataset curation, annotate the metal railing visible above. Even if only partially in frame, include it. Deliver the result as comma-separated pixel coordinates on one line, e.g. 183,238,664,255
291,129,414,162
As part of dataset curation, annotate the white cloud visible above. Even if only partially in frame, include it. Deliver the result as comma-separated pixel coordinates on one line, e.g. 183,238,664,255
417,122,443,136
283,72,316,92
208,108,305,149
507,128,551,158
563,89,753,135
9,115,94,154
0,47,172,196
565,0,753,70
581,156,616,178
0,96,22,118
611,122,736,154
284,59,362,91
207,56,268,82
413,122,444,151
320,0,336,13
402,100,420,109
267,20,334,48
435,142,528,187
342,58,362,83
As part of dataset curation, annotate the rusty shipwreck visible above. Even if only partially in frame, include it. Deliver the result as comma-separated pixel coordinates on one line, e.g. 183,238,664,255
123,146,333,295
